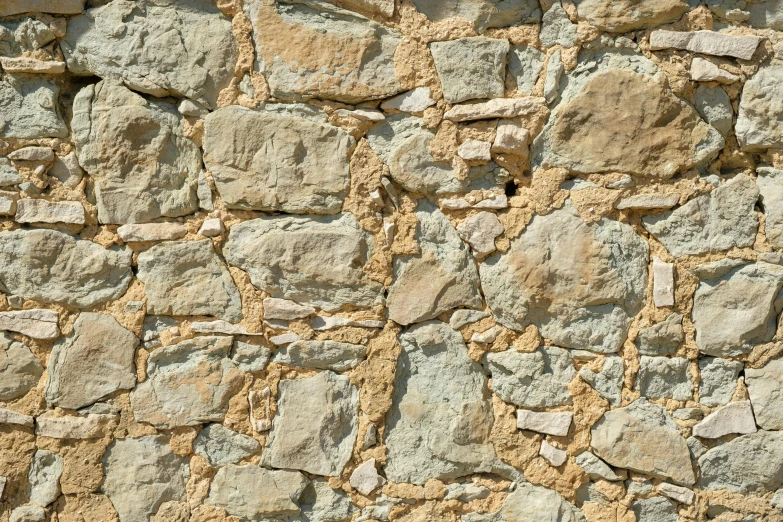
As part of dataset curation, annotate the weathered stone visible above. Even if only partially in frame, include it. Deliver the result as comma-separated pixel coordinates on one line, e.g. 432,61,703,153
516,409,572,436
244,0,402,102
412,0,541,31
0,159,22,186
9,505,45,522
381,87,435,112
45,313,138,410
0,334,42,401
263,371,359,476
643,175,758,257
636,356,693,401
0,191,16,215
117,223,187,242
137,240,242,321
446,483,491,502
650,30,762,60
310,316,385,330
49,152,84,188
492,120,530,155
758,166,783,248
471,325,502,344
191,321,258,336
576,451,621,481
579,354,624,406
540,2,578,48
63,0,236,109
639,315,685,356
480,204,648,353
695,85,733,137
207,465,308,519
699,357,742,407
102,435,189,522
444,96,547,122
746,357,783,430
35,411,118,439
0,77,67,139
458,139,492,162
272,340,366,371
204,105,353,214
198,218,224,237
72,81,200,224
0,407,33,427
350,459,386,495
231,341,271,373
0,57,64,74
224,213,384,311
450,310,490,329
15,199,84,225
615,193,680,210
28,450,62,507
699,430,783,493
461,484,584,522
193,424,261,467
573,0,689,32
544,49,564,104
7,147,53,162
130,336,243,428
533,49,723,178
539,440,568,467
430,37,509,104
509,45,545,95
385,322,504,484
263,298,316,320
0,309,58,340
691,57,740,84
737,64,783,150
693,400,757,439
299,478,357,521
692,262,783,357
0,0,85,16
484,346,575,408
591,399,695,485
653,257,675,308
630,497,678,522
388,200,482,325
658,482,695,505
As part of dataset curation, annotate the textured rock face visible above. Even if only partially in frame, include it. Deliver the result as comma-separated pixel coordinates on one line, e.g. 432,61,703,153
573,0,689,32
73,81,201,224
636,356,693,401
0,77,67,139
484,346,575,408
204,106,353,213
430,37,509,104
746,357,783,430
272,340,366,371
194,424,261,467
481,204,648,353
27,450,62,507
0,334,42,401
758,166,783,248
411,0,541,30
699,431,783,493
206,465,308,519
737,64,783,150
462,484,584,522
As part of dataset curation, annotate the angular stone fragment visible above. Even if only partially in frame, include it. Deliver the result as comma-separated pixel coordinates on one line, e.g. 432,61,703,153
691,57,740,84
579,354,623,406
509,45,545,95
539,440,567,467
117,223,187,242
573,0,689,32
699,430,783,493
737,64,783,150
0,159,21,187
198,218,224,237
351,459,386,495
272,340,366,371
650,30,762,60
0,77,67,139
516,410,572,436
540,2,578,48
381,87,435,112
0,0,85,16
191,321,258,336
693,400,757,439
130,336,243,428
746,357,783,430
387,200,482,325
193,424,261,467
692,262,783,357
231,341,270,372
204,106,353,213
244,0,402,102
45,313,138,410
631,498,678,522
385,322,503,484
225,213,383,311
637,314,684,356
15,199,84,225
652,257,675,308
643,175,758,257
450,310,490,329
0,191,16,215
544,50,564,104
0,407,33,427
412,0,541,31
699,357,742,407
0,309,58,340
263,298,316,320
480,204,648,353
695,85,733,136
0,58,65,74
444,96,547,122
0,334,42,401
636,356,693,401
758,166,783,248
102,435,189,522
430,37,509,104
137,240,242,321
615,193,680,210
461,484,584,522
456,212,504,256
206,465,308,519
591,399,695,485
63,0,235,109
72,81,200,224
485,346,575,407
576,451,621,481
35,411,118,439
28,450,62,507
658,482,694,505
458,139,492,162
492,120,530,155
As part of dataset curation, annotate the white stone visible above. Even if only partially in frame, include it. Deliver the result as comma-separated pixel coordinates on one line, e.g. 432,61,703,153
692,400,757,439
263,298,316,321
458,139,492,162
450,309,490,329
649,30,762,60
539,440,567,466
178,99,208,118
616,193,680,210
334,108,385,121
0,57,65,74
117,223,188,242
690,57,740,84
0,407,33,427
190,320,261,336
492,121,530,155
7,147,54,162
27,450,62,507
15,199,84,225
658,482,695,505
310,316,386,330
35,411,118,439
381,87,435,112
0,309,59,339
456,211,504,255
470,325,502,344
0,191,17,215
473,194,508,209
49,152,83,188
350,458,386,495
575,451,622,481
516,409,572,436
197,218,224,237
653,257,675,308
270,333,301,346
444,97,547,122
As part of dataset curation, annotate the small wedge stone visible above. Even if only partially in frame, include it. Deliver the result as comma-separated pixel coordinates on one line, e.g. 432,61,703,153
516,410,572,436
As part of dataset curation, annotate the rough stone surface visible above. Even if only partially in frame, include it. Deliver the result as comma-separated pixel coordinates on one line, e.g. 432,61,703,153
630,497,678,522
15,199,84,225
516,409,572,436
637,313,684,356
746,357,783,430
699,357,742,407
27,450,62,507
0,0,85,16
539,440,567,467
0,334,43,401
0,77,67,139
272,340,366,371
758,166,783,248
350,459,386,495
692,400,757,439
737,64,783,150
650,30,762,59
636,356,693,401
485,346,575,408
691,57,740,84
576,451,621,481
117,223,187,242
699,430,783,494
194,424,261,467
461,484,584,522
573,0,689,32
411,0,541,31
457,211,504,255
695,84,734,136
0,309,58,340
207,464,308,519
430,37,509,104
579,354,624,405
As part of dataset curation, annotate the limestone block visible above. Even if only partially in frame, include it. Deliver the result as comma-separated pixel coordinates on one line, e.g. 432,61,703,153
206,465,308,519
692,400,757,439
516,410,573,436
485,346,575,408
430,37,509,104
193,424,261,467
272,340,366,371
15,199,85,225
0,334,42,401
699,430,783,493
649,30,762,59
0,77,67,139
0,309,58,340
573,0,689,32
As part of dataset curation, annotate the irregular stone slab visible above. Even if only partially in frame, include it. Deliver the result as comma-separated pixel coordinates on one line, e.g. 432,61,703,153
72,81,200,224
492,120,530,155
189,321,254,337
137,240,242,321
9,505,45,522
130,336,243,428
0,334,42,401
204,105,353,214
649,30,762,60
381,87,435,112
758,166,783,248
45,313,138,410
699,357,742,407
35,411,118,439
63,0,235,109
193,424,261,467
0,58,65,74
658,482,694,505
509,46,545,98
7,147,53,162
244,0,401,102
533,49,723,178
388,200,482,325
691,57,739,84
576,451,621,481
411,0,541,31
15,199,84,225
484,346,575,408
310,316,385,330
746,357,783,430
480,203,648,353
103,435,189,522
0,77,67,139
457,212,504,256
458,139,492,162
591,399,695,485
579,354,623,405
692,262,783,357
207,465,308,519
231,341,270,372
636,356,693,401
699,430,783,493
0,0,85,15
643,175,758,257
695,84,733,137
737,64,783,150
443,96,547,122
540,2,578,48
0,310,58,340
224,213,384,311
615,193,680,210
351,459,386,495
299,479,357,521
28,450,62,507
0,159,22,186
430,37,509,104
637,314,684,356
262,371,359,476
461,484,584,522
450,309,490,329
117,223,187,243
652,257,675,308
539,440,567,466
544,49,564,104
271,340,366,371
0,191,16,215
0,407,33,427
386,321,504,484
516,410,572,436
263,298,316,320
692,400,757,439
198,218,224,237
573,0,689,32
631,497,678,522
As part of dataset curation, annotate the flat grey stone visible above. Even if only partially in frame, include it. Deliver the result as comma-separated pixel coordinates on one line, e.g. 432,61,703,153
430,37,509,104
516,409,572,436
658,482,695,505
649,30,761,60
484,346,575,408
540,2,578,48
699,430,783,493
0,334,42,401
630,497,678,522
72,81,200,224
0,0,85,15
272,340,366,371
573,0,689,32
444,96,547,122
35,411,118,439
224,213,384,312
461,483,583,522
380,87,435,112
27,450,62,507
692,262,783,357
102,435,189,522
450,309,490,329
637,313,684,356
231,341,271,373
691,56,740,84
615,193,680,210
692,400,757,439
509,45,545,95
116,223,187,243
0,229,131,308
62,0,235,109
0,158,22,186
204,106,353,213
194,424,261,467
15,199,84,225
737,64,783,150
758,166,783,248
539,440,568,466
388,200,482,325
636,356,693,401
412,0,541,31
9,505,45,522
746,357,783,430
695,85,733,136
699,357,742,407
45,313,138,410
298,478,357,522
643,174,759,257
576,451,621,481
207,465,308,519
0,407,33,427
0,76,67,139
262,371,359,476
579,354,623,405
131,336,243,428
446,483,491,502
544,49,564,104
480,203,648,353
591,399,695,485
263,298,316,321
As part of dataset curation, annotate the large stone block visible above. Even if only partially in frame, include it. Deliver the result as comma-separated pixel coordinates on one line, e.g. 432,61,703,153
412,0,541,31
484,346,575,408
429,37,509,104
699,430,783,493
746,357,783,430
737,64,783,150
0,77,67,139
461,483,584,522
206,465,309,519
0,334,43,402
573,0,689,32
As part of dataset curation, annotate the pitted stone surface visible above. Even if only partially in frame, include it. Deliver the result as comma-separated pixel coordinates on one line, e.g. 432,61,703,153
636,356,693,401
430,37,509,104
758,166,783,248
579,354,624,405
737,64,783,150
461,484,584,522
746,357,783,430
699,357,742,407
411,0,541,31
27,450,62,507
0,334,42,401
636,313,684,356
0,77,67,139
699,430,783,494
573,0,689,32
272,340,367,371
206,465,308,519
484,346,575,408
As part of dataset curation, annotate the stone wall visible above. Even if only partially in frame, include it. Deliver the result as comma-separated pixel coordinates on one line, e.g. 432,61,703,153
2,0,783,521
